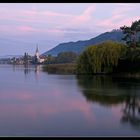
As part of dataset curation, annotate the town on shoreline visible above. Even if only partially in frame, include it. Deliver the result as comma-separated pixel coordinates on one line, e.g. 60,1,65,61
0,45,46,65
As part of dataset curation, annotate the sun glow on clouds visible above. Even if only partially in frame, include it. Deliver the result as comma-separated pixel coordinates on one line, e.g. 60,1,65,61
18,26,37,32
0,4,139,36
96,4,140,31
72,6,96,25
0,5,96,35
0,3,140,55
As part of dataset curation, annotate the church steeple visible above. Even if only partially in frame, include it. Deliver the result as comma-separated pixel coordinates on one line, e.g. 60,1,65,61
33,44,45,64
35,44,39,59
36,44,39,53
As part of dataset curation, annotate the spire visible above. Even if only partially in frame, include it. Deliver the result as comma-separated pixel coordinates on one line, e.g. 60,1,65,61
35,44,40,61
36,44,39,54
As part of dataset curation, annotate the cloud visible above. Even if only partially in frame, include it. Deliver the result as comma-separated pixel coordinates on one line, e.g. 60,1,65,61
69,5,96,27
43,10,74,18
0,4,96,37
18,26,37,32
118,16,140,27
0,24,42,37
114,3,136,7
0,3,139,44
18,7,75,25
112,4,135,16
96,4,139,31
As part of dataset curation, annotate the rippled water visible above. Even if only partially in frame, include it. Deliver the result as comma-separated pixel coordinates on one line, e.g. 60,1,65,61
0,64,140,136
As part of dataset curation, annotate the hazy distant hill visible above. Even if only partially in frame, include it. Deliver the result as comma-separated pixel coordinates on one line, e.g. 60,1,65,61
42,30,124,56
0,55,23,59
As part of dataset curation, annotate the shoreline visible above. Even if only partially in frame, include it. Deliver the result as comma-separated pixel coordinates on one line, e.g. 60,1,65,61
2,63,140,78
42,63,140,78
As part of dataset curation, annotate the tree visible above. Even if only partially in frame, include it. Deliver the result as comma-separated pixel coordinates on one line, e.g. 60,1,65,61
76,41,127,74
120,20,140,61
120,19,140,48
56,51,78,63
45,54,56,64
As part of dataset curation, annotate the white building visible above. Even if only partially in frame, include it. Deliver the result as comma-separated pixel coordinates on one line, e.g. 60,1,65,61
34,45,45,64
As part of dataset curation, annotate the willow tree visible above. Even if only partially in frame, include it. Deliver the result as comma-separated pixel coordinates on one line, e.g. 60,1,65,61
76,41,127,74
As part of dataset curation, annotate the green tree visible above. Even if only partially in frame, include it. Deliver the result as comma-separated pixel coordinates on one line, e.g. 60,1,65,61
120,19,140,48
56,51,78,63
45,54,56,64
76,41,127,74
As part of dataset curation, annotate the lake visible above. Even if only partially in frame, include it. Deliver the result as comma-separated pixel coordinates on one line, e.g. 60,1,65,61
0,64,140,136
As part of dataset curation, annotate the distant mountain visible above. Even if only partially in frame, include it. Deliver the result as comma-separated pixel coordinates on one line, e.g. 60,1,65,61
42,30,124,56
0,55,23,59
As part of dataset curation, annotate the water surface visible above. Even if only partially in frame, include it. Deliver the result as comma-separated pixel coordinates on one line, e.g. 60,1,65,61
0,65,140,136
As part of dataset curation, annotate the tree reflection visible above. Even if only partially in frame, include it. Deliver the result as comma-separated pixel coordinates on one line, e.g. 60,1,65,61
76,75,125,105
23,65,41,76
76,75,140,128
121,94,140,129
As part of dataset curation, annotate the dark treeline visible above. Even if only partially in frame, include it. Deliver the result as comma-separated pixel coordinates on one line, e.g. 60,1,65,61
44,51,78,64
43,52,78,74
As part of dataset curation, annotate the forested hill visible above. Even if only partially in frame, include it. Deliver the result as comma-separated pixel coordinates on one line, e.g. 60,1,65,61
42,30,124,56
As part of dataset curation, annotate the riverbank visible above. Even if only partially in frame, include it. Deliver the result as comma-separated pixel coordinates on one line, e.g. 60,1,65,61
42,63,140,78
42,63,76,74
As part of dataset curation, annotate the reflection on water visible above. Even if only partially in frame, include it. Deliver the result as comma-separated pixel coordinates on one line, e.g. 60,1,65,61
76,75,140,130
12,64,42,82
12,64,41,75
0,65,140,136
121,94,140,129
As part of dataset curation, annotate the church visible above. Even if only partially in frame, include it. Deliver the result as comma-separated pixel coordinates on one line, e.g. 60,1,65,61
33,45,45,64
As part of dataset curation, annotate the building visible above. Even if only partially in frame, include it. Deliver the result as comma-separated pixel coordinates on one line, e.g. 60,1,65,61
32,44,45,64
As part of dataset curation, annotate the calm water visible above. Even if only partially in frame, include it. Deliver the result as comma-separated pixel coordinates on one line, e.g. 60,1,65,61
0,64,140,136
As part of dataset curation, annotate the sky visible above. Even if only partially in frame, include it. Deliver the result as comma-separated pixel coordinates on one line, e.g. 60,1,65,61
0,3,140,56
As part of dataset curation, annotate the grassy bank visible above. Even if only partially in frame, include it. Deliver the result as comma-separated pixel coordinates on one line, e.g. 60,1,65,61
42,63,140,78
42,63,76,74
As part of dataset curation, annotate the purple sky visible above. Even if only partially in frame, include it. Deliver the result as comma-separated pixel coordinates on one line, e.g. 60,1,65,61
0,3,140,56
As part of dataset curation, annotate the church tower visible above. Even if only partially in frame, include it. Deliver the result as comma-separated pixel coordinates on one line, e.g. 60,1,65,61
35,44,40,60
34,44,40,64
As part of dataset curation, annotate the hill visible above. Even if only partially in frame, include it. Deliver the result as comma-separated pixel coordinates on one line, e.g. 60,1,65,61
42,30,124,56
